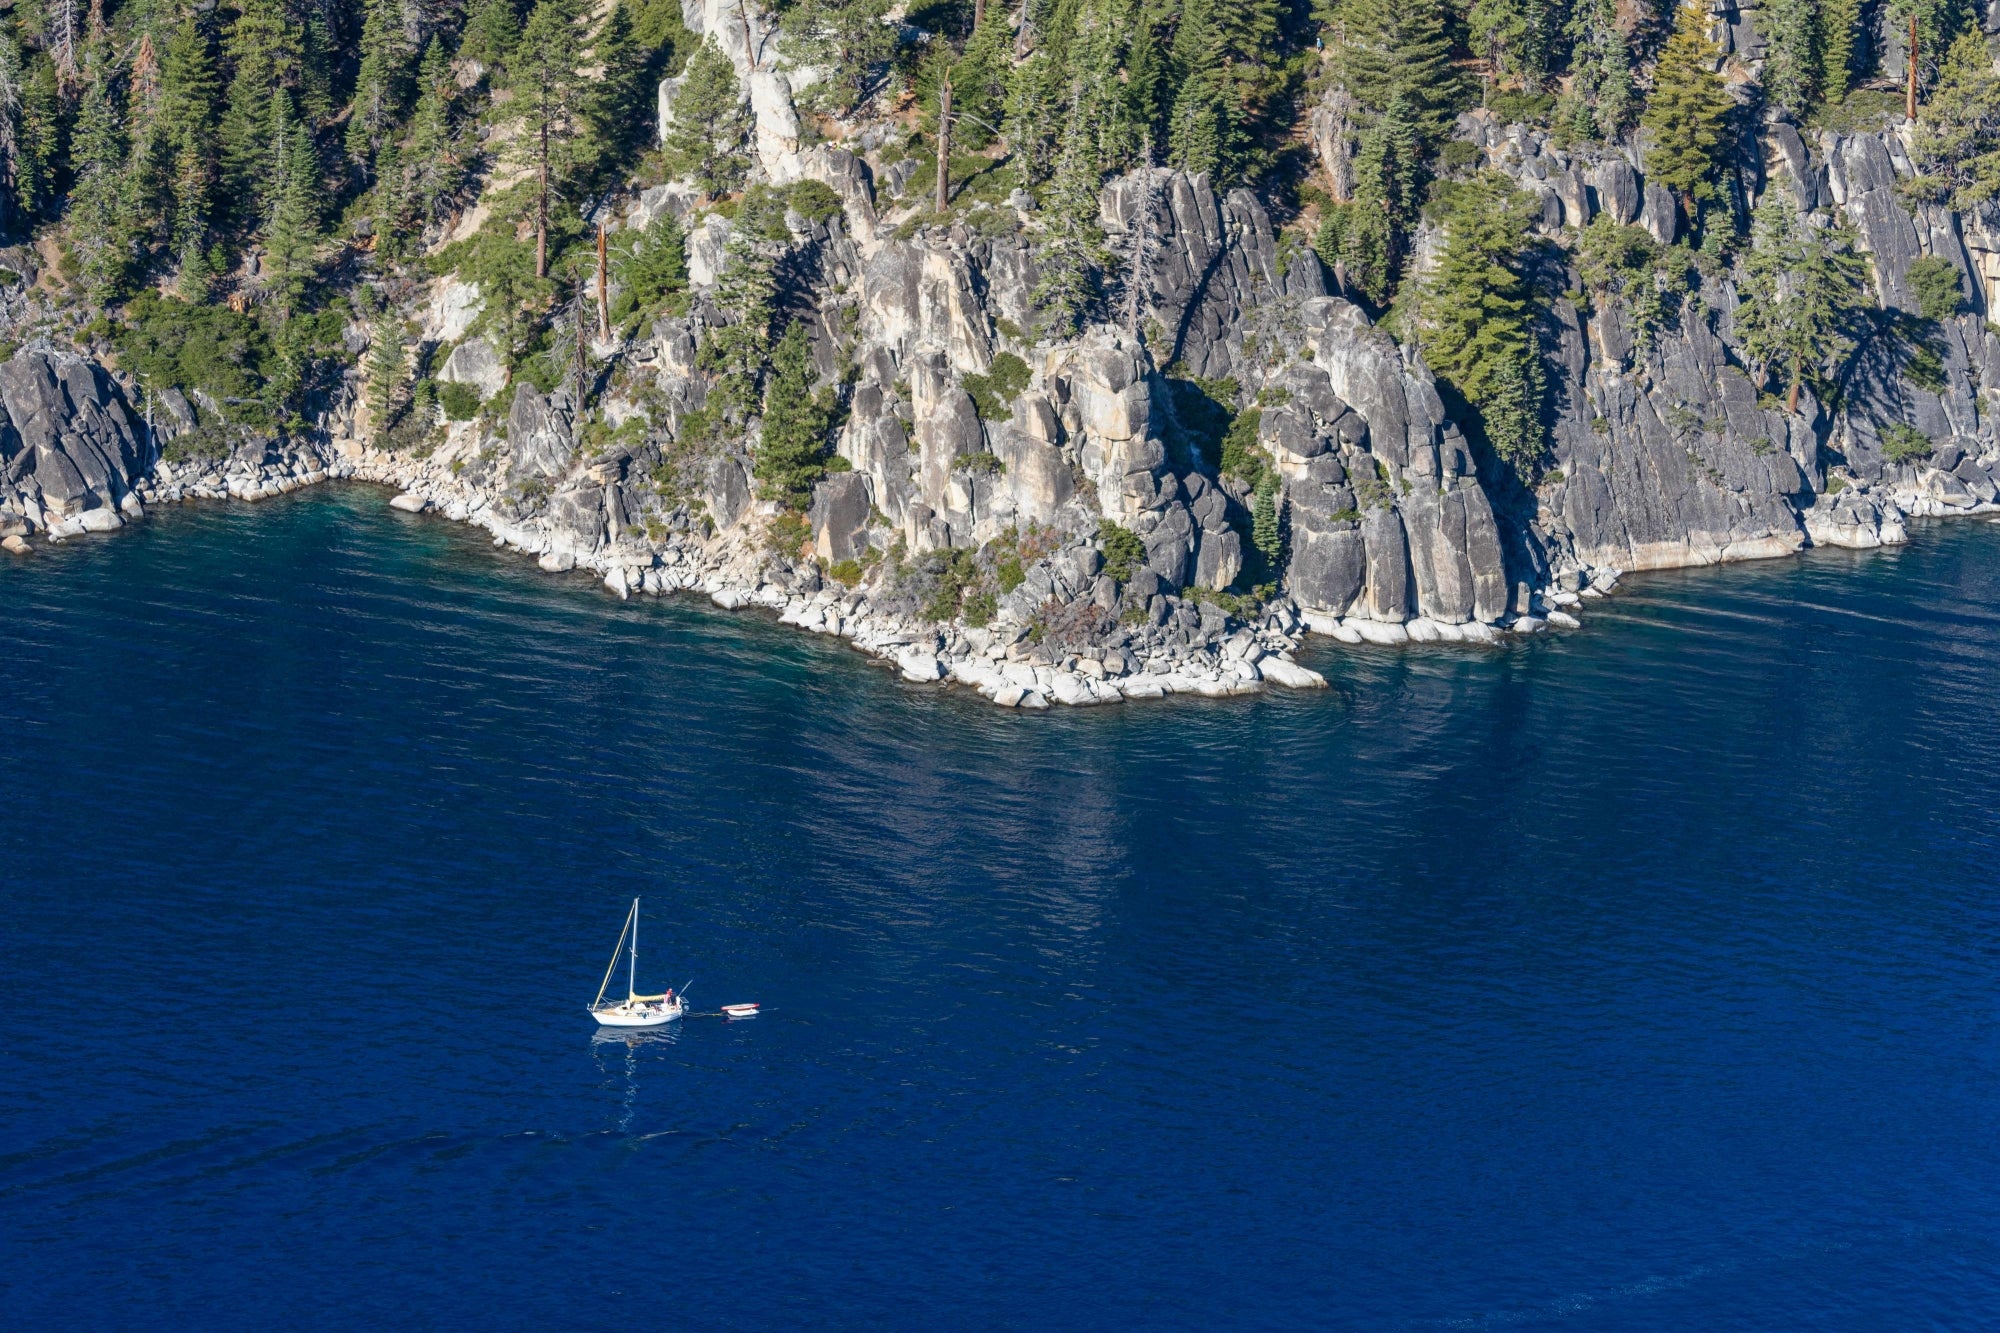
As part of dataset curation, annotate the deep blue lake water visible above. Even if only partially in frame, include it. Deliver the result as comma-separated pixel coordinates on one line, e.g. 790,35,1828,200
4,488,2000,1329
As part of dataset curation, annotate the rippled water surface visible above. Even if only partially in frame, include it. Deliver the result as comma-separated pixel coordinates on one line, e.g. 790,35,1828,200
5,488,2000,1329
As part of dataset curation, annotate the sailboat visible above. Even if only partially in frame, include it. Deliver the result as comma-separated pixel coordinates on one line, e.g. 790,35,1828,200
588,897,686,1027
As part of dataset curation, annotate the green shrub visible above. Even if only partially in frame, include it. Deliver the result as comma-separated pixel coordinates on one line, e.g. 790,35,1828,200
962,351,1032,421
918,547,982,621
1438,139,1483,174
827,558,863,586
1880,422,1934,464
766,510,812,555
786,179,843,225
1220,407,1268,487
611,213,689,325
1487,88,1556,126
962,589,997,627
160,423,235,463
113,291,280,431
1809,90,1902,135
438,381,484,421
1908,255,1966,323
1098,520,1145,582
736,184,794,241
995,552,1025,592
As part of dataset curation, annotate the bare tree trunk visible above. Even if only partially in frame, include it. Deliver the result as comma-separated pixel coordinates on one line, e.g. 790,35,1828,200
573,287,589,408
974,0,985,27
935,73,952,216
54,0,77,85
597,221,610,343
1908,15,1919,121
739,0,759,72
1788,353,1801,415
536,121,549,279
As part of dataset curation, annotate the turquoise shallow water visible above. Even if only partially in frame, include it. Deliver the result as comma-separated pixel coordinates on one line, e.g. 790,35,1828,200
4,488,2000,1329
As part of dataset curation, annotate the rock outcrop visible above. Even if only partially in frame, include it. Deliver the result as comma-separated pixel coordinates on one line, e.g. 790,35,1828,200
0,350,149,539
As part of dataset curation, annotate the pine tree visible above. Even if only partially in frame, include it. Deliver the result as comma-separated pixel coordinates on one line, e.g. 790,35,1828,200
782,0,895,116
1166,0,1288,186
1561,0,1632,140
1640,1,1737,220
1819,0,1859,104
297,7,340,126
662,37,749,199
1325,0,1465,148
514,0,586,277
1033,121,1105,335
1313,91,1419,306
122,31,168,266
949,5,1013,151
1124,14,1166,147
1469,0,1562,89
265,108,321,320
1760,0,1820,119
1168,0,1230,178
461,0,523,71
1417,171,1547,470
699,229,776,418
610,211,687,320
1910,31,2000,209
367,311,407,429
1249,471,1283,572
157,15,219,293
69,41,129,303
1004,0,1073,187
15,52,59,223
346,0,411,167
406,38,462,226
221,0,297,227
756,321,835,507
585,2,649,185
0,24,24,237
1735,194,1869,412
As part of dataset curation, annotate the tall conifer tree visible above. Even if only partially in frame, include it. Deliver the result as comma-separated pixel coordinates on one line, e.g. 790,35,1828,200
222,0,296,224
1325,0,1465,147
69,39,129,302
1034,117,1105,335
756,321,835,507
514,0,586,277
406,38,461,225
1417,172,1546,470
347,0,411,167
1819,0,1859,104
158,15,218,293
1640,2,1737,220
1760,0,1821,119
1735,194,1869,411
662,37,748,199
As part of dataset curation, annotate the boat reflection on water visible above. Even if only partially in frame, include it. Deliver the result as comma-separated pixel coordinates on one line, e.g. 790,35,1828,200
589,1027,681,1051
590,1026,680,1133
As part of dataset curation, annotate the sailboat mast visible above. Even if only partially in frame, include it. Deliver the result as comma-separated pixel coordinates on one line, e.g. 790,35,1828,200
628,897,639,1002
594,904,630,1009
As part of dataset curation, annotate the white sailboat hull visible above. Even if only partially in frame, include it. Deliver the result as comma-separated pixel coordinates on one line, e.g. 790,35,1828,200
589,998,685,1027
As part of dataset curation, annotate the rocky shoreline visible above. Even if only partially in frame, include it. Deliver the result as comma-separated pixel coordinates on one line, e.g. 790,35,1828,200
138,437,1334,708
13,415,1991,710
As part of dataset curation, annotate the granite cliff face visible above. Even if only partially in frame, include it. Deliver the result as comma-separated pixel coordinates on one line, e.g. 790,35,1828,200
7,0,2000,703
0,351,150,542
